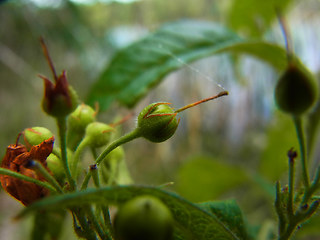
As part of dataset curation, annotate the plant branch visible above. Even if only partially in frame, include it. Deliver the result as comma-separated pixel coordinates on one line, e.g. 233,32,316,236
95,128,141,165
293,116,310,188
30,161,63,194
57,117,76,190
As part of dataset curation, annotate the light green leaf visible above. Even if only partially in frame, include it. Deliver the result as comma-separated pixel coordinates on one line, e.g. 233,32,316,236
17,186,241,240
176,156,248,202
87,20,288,110
199,199,253,240
227,0,292,37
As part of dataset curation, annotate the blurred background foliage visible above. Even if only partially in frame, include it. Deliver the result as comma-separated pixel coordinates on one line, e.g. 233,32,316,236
1,0,320,239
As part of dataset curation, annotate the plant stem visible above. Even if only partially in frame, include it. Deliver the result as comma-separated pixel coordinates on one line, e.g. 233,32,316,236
279,220,298,240
90,164,114,239
287,150,296,216
57,117,76,190
95,128,141,165
72,137,90,178
90,164,100,187
275,181,286,235
0,167,56,192
31,161,64,194
81,170,92,190
74,208,97,240
293,116,310,188
86,206,110,240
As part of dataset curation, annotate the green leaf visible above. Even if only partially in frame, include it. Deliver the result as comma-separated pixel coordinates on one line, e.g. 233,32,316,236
176,155,248,202
227,0,292,37
198,200,253,240
87,20,288,111
17,186,240,240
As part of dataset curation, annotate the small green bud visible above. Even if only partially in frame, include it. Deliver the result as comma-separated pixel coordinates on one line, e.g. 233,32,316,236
137,102,179,143
114,195,174,240
68,104,96,133
275,63,318,116
24,127,54,148
46,153,65,182
85,122,114,148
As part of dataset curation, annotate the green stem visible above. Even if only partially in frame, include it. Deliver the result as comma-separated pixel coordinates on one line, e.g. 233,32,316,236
81,170,92,190
96,128,141,165
72,137,90,178
0,167,56,192
90,164,113,235
280,201,320,240
31,161,64,194
90,164,100,188
287,151,295,216
86,206,110,240
90,164,114,239
57,117,76,190
293,116,310,188
278,220,299,240
74,208,97,240
52,147,61,158
275,181,286,236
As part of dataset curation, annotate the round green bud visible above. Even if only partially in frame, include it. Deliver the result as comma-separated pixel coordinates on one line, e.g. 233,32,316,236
24,127,54,147
68,104,96,133
85,122,114,148
137,102,179,143
275,63,318,116
46,153,65,182
114,195,174,240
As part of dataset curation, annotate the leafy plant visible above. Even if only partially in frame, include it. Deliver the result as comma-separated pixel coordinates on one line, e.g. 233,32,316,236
1,14,320,240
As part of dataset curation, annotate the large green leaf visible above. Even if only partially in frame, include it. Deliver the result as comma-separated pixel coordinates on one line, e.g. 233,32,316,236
176,155,249,202
17,186,241,240
199,200,253,240
87,20,287,110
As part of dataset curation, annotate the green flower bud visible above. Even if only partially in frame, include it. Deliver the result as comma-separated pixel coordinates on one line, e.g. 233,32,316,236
24,127,54,148
137,102,179,143
275,62,318,116
85,122,114,148
114,195,174,240
68,104,96,133
46,153,65,182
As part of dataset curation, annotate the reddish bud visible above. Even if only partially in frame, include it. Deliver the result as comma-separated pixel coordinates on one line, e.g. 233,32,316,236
41,72,78,118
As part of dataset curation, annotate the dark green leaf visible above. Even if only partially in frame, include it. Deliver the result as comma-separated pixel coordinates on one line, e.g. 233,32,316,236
199,200,252,240
87,20,288,111
17,186,240,240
